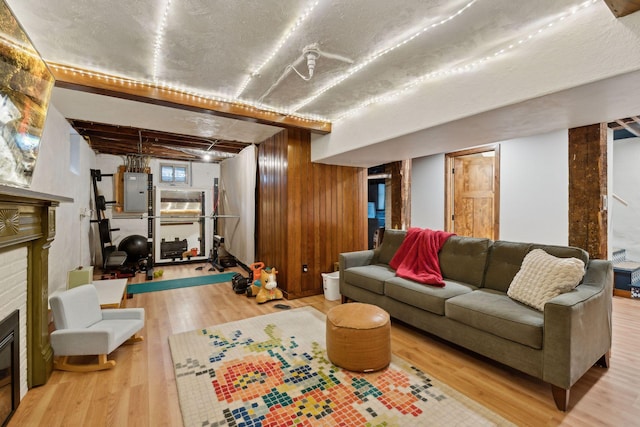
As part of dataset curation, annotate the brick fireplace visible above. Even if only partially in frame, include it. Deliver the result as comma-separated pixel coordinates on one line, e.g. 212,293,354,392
0,310,20,425
0,185,70,412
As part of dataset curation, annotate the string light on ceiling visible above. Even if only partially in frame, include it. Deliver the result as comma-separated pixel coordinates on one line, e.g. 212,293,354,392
50,0,597,128
234,0,321,99
49,63,331,124
152,0,173,82
290,0,479,113
332,0,599,122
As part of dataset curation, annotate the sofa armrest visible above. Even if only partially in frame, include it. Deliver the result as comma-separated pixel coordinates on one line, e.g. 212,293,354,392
50,329,113,355
339,250,375,271
542,259,613,389
101,308,145,321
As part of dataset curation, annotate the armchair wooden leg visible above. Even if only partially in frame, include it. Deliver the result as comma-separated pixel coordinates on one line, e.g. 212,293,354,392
551,385,569,411
125,334,144,344
54,354,116,372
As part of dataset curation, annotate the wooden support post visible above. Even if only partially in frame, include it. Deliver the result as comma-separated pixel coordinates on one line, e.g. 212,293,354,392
568,124,608,259
386,160,411,230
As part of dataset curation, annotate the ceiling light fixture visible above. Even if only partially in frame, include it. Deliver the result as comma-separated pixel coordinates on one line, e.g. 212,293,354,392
290,0,479,112
234,0,321,99
291,44,353,81
258,43,353,102
158,144,236,161
333,0,598,122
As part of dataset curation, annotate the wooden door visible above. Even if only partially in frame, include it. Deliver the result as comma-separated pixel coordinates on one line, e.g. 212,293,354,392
446,147,499,240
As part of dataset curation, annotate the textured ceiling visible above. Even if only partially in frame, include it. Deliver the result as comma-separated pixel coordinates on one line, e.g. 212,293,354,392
8,0,585,119
4,0,639,162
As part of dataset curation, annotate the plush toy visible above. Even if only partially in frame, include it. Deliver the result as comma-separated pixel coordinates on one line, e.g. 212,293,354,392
255,268,283,304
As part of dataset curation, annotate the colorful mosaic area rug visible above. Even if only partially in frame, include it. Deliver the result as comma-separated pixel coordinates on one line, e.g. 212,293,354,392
127,272,236,294
169,306,513,427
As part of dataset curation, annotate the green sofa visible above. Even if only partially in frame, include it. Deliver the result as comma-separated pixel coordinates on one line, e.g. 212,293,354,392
339,229,613,411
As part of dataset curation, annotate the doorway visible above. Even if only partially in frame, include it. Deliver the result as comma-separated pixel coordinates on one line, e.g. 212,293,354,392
445,146,500,240
367,166,387,249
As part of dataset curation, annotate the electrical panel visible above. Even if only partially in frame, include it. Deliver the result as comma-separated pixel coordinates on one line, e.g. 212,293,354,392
124,172,148,212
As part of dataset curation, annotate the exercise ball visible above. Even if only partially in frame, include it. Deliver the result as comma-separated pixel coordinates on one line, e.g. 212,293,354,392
118,234,149,263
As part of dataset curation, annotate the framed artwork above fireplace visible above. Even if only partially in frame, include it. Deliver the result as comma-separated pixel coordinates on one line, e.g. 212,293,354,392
0,1,55,188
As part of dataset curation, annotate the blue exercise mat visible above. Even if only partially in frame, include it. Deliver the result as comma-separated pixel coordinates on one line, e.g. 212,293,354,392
127,272,236,294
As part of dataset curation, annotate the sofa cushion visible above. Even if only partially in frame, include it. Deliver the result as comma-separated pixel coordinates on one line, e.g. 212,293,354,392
439,236,492,287
375,229,407,265
343,265,397,295
483,241,533,292
531,243,589,268
507,249,585,311
385,277,477,315
445,289,544,349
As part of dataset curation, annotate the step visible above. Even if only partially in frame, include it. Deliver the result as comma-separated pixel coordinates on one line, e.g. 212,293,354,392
613,260,640,290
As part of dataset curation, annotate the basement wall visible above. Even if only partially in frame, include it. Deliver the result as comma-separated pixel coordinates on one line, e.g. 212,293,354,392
411,129,569,245
28,105,96,295
94,154,220,267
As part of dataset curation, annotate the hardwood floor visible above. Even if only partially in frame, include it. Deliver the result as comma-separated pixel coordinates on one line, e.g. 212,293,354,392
9,264,640,426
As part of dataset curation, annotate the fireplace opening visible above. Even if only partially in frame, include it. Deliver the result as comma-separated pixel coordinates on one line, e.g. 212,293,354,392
0,310,19,427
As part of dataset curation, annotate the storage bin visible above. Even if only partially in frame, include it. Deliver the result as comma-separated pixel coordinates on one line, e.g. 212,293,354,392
67,266,94,289
321,271,341,301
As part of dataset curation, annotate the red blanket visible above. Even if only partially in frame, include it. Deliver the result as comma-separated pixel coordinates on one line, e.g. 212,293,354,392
389,228,454,286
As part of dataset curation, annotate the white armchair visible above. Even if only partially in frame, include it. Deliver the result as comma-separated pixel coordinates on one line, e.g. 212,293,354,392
49,284,145,372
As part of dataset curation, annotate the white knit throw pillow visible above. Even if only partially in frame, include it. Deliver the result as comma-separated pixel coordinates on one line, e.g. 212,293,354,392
507,249,585,311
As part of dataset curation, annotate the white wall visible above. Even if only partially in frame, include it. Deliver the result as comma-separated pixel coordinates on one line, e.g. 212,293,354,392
94,154,220,266
411,130,569,245
29,105,96,293
499,130,568,244
411,154,445,230
612,137,640,260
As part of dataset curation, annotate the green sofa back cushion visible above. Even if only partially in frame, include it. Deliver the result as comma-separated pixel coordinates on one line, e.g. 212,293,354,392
375,229,407,265
531,243,589,267
484,241,590,292
439,236,492,287
484,241,533,292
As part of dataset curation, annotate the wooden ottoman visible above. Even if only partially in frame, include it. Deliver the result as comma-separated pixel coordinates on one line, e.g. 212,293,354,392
326,302,391,372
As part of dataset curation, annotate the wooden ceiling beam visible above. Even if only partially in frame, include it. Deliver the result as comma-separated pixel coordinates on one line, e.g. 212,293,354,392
616,119,640,137
69,119,248,159
50,64,331,135
603,0,640,17
69,120,238,146
88,139,211,162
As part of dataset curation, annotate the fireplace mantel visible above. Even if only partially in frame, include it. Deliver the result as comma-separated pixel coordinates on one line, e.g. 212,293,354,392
0,185,73,386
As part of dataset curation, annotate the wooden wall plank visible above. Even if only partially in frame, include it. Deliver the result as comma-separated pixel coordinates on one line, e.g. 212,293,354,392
257,129,367,298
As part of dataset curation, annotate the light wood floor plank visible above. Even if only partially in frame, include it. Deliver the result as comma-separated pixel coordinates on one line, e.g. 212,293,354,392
8,265,640,426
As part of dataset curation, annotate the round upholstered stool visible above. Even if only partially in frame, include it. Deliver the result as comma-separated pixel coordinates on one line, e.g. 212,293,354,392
326,302,391,372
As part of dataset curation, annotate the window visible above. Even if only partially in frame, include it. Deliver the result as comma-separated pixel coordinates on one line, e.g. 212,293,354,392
160,163,189,184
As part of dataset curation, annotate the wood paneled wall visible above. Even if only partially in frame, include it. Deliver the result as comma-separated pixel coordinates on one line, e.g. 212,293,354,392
257,129,368,298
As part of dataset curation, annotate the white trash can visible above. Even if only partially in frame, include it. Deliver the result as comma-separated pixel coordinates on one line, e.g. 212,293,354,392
321,271,341,301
